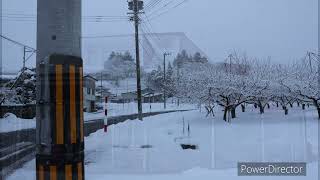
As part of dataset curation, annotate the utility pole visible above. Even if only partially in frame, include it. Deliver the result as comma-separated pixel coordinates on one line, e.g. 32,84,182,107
36,0,83,179
307,52,313,72
129,0,144,120
22,46,36,70
177,65,180,107
163,52,171,109
23,46,26,69
228,54,232,74
101,71,103,104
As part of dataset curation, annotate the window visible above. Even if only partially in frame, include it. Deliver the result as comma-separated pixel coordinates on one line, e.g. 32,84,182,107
87,88,90,95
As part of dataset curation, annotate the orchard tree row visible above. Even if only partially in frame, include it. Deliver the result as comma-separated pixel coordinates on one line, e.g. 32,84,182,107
147,51,319,122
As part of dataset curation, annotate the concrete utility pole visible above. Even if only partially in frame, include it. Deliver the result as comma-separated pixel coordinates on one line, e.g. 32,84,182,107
163,52,171,109
129,0,144,120
36,0,84,179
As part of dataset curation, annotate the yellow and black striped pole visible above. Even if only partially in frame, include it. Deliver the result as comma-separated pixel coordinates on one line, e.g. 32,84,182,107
36,54,84,180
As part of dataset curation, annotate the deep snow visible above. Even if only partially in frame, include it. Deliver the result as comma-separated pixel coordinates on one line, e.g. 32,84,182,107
85,102,195,121
6,105,319,180
0,102,193,132
0,113,36,133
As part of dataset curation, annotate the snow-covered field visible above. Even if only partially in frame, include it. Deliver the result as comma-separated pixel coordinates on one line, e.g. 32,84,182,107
7,105,319,180
0,113,36,133
0,103,192,132
85,102,195,121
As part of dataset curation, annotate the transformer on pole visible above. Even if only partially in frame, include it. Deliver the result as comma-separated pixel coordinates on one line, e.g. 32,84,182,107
36,0,84,179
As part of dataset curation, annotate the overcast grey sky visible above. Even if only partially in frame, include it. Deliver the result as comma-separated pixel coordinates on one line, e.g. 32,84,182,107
1,0,318,72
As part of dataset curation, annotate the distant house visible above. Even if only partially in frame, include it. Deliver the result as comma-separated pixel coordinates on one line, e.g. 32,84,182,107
120,92,137,103
95,86,115,103
142,92,163,103
114,88,163,103
83,75,97,112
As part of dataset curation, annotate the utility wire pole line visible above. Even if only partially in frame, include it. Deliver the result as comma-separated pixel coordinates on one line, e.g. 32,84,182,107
163,52,171,109
129,0,144,120
228,54,232,74
101,71,103,104
307,52,313,72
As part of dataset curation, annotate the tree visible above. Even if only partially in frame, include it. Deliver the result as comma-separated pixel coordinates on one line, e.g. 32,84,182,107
166,62,175,97
103,51,136,80
145,65,164,92
193,52,208,64
2,68,36,105
281,58,320,119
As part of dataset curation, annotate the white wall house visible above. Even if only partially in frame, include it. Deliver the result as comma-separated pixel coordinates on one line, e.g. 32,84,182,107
83,75,97,112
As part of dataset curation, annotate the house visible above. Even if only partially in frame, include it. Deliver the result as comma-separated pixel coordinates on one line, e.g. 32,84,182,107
114,88,163,103
142,92,163,103
95,86,114,103
120,92,137,103
83,75,98,112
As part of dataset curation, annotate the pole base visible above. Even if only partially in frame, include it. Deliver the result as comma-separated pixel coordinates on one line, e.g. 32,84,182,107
36,152,84,180
104,125,108,132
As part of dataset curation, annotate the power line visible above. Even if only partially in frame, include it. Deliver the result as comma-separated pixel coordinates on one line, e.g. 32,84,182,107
145,0,175,17
141,14,168,52
139,27,164,62
2,18,129,23
82,32,170,39
0,34,36,51
82,34,134,39
148,0,189,21
1,13,128,18
2,13,130,23
145,0,163,11
140,24,165,55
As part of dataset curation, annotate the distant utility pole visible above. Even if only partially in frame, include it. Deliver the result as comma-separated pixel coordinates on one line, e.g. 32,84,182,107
22,46,36,70
307,52,313,72
101,71,103,104
228,54,232,74
128,0,144,120
176,64,180,107
163,52,171,109
0,35,36,70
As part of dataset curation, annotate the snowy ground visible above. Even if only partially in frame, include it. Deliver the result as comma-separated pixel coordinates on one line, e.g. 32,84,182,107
0,102,193,132
0,113,36,133
85,102,195,121
7,105,319,180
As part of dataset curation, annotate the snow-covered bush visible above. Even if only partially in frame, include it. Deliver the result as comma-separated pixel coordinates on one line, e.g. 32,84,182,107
1,68,36,105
